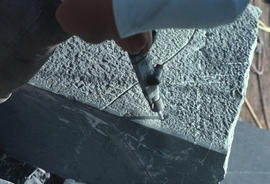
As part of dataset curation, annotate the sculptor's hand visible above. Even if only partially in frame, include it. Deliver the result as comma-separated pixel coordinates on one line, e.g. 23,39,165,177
114,31,153,56
56,0,152,56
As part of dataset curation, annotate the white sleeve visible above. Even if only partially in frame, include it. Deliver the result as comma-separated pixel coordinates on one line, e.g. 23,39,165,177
112,0,249,38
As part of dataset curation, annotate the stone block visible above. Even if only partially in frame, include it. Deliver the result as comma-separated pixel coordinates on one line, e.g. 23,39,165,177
106,6,260,155
26,5,261,183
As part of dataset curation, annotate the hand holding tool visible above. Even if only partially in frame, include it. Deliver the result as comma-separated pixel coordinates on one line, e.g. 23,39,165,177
129,31,164,120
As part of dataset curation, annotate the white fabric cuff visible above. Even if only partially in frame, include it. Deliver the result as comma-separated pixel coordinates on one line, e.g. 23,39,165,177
112,0,249,38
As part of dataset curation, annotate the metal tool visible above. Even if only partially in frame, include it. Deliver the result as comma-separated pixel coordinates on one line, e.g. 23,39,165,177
129,31,164,120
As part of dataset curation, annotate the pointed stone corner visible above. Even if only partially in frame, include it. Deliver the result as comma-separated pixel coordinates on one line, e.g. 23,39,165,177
105,4,260,179
107,5,260,151
26,5,260,184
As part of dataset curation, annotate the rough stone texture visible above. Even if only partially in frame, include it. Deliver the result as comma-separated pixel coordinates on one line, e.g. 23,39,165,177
104,6,260,153
0,179,13,184
29,6,259,154
29,29,194,109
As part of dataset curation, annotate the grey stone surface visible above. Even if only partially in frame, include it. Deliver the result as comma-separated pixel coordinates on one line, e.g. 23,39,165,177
106,5,260,153
29,29,194,109
28,3,260,172
0,179,13,184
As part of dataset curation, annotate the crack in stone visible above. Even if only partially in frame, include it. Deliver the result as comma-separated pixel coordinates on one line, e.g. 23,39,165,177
162,29,198,66
101,29,198,111
100,82,138,110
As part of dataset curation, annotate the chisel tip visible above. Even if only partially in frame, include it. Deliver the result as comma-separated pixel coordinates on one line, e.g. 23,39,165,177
158,112,164,120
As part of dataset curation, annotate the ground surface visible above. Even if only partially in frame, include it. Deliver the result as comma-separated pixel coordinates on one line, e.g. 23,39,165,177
240,0,270,130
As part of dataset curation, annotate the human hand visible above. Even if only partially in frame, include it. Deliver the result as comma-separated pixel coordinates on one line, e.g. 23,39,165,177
56,0,153,56
114,31,153,56
56,0,117,43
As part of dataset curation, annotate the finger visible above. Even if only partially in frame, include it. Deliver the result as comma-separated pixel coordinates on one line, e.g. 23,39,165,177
140,37,152,56
140,31,153,56
127,34,147,55
115,37,145,55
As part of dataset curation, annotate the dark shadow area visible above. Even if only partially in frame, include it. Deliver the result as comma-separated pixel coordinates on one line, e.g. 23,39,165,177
0,149,64,184
0,85,225,184
221,122,270,184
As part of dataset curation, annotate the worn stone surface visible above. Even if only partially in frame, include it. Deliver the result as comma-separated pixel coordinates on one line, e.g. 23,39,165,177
29,6,259,154
29,29,194,109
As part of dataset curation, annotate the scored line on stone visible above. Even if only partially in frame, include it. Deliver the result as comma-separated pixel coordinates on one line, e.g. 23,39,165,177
100,82,139,110
161,29,197,66
100,29,197,111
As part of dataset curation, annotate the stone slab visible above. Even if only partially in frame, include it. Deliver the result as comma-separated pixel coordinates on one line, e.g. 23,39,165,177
221,122,270,184
2,120,270,184
26,4,260,181
106,5,260,154
29,5,260,153
0,85,226,184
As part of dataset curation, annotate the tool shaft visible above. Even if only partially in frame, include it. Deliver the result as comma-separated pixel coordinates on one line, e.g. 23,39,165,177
129,53,164,118
129,31,164,119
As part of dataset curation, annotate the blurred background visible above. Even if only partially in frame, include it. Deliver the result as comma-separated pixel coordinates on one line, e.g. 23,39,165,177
240,0,270,130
